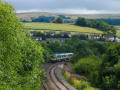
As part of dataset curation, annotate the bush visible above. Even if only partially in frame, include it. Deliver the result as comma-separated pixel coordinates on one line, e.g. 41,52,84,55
72,78,89,90
63,71,71,82
63,70,99,90
73,56,102,86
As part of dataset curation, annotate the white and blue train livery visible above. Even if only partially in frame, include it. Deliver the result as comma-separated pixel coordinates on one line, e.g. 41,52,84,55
50,53,73,62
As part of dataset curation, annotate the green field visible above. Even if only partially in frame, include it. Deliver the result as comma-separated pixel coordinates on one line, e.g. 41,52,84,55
115,26,120,37
24,23,103,34
117,30,120,37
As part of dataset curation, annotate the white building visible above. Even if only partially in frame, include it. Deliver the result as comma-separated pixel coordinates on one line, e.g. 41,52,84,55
115,37,120,42
44,31,56,36
88,34,100,40
60,32,71,38
103,35,114,42
32,37,42,41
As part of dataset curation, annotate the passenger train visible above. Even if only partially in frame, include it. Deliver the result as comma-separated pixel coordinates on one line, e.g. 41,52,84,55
50,53,73,62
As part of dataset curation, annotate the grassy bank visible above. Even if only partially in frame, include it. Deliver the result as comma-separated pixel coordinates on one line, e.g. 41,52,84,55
63,62,100,90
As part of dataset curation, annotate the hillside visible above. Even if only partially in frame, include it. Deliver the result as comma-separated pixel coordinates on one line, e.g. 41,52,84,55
24,23,103,34
115,26,120,37
17,12,120,21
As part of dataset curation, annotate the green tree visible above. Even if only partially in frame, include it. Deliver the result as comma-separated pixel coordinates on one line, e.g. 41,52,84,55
75,18,116,36
71,41,92,63
100,43,120,90
76,17,89,26
73,56,102,86
53,17,64,23
47,41,62,53
0,1,44,89
88,40,106,57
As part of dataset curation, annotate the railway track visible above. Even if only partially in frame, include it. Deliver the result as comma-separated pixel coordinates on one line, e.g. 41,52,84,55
43,62,69,90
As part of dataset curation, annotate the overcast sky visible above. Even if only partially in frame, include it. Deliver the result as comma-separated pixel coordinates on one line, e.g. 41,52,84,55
5,0,120,14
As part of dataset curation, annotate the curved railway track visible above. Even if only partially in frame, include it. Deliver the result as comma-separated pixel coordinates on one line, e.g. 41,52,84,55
43,62,69,90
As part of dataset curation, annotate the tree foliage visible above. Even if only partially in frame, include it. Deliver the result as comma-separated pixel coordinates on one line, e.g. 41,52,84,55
53,17,64,23
76,17,116,35
0,1,44,89
100,43,120,90
76,17,89,26
43,37,106,63
96,19,120,25
31,16,55,23
73,56,102,87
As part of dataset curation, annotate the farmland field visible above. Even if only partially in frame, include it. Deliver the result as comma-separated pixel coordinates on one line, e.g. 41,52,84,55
24,23,103,34
115,26,120,37
117,30,120,37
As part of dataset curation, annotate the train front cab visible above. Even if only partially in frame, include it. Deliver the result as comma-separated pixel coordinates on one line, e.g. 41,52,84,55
50,54,56,62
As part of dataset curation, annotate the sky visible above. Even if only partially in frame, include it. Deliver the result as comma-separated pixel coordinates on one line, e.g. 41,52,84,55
5,0,120,14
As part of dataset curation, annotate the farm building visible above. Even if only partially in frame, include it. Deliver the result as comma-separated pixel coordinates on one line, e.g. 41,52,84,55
88,34,100,40
30,31,40,36
32,36,42,41
60,32,71,38
116,37,120,42
44,31,56,36
42,38,65,44
102,35,115,41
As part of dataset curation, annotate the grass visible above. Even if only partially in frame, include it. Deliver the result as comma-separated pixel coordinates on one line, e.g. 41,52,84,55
24,23,103,34
116,30,120,37
63,62,100,90
63,70,100,90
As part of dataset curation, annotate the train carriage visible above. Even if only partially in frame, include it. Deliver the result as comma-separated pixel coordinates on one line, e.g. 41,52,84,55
50,53,73,62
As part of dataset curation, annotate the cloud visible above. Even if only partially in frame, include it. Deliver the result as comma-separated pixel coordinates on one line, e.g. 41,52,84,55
6,0,120,14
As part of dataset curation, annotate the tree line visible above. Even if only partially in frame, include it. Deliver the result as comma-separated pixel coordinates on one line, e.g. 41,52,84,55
96,19,120,25
76,17,116,35
20,15,71,23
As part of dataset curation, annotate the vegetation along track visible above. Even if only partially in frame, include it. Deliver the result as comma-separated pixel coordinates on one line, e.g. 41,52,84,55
43,62,70,90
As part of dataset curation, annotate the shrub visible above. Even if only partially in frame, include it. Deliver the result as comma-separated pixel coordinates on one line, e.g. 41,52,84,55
73,56,102,86
63,71,71,83
70,74,87,81
72,78,89,90
63,68,100,90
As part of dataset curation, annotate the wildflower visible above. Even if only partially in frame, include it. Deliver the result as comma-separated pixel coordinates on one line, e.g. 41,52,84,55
64,67,72,72
71,74,87,79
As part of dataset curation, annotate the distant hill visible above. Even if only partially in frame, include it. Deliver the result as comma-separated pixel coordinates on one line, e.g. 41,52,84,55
17,12,120,22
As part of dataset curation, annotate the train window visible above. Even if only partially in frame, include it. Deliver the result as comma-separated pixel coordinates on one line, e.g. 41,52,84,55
58,56,61,58
51,56,56,58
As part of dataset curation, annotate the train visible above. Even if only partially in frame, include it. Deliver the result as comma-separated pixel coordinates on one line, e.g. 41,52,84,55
50,53,73,62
